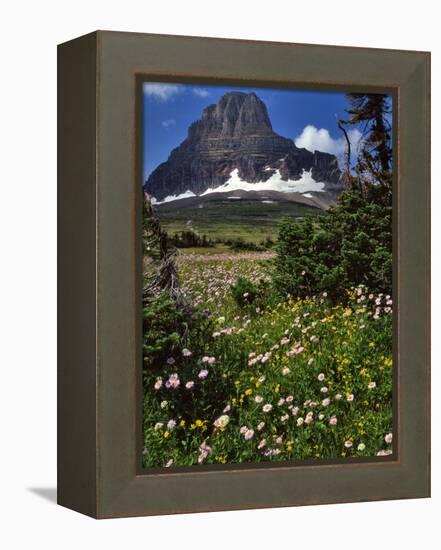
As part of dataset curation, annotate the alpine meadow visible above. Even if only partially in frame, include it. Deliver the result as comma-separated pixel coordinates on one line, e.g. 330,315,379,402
141,84,393,469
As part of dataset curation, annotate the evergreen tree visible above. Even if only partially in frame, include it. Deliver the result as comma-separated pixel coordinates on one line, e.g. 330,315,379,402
274,93,393,300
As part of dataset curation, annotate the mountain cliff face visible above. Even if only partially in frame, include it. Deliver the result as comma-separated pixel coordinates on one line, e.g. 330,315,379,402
145,92,343,201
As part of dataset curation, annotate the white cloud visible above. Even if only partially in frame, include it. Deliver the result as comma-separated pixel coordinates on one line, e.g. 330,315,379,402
143,83,183,102
192,87,210,98
161,119,176,128
294,125,362,162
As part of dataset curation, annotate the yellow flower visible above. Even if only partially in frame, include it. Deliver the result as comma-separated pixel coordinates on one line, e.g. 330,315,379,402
163,431,170,439
179,419,186,427
195,419,204,427
245,388,253,396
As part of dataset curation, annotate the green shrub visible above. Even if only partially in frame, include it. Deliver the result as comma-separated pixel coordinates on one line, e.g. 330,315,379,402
273,187,392,301
230,276,270,308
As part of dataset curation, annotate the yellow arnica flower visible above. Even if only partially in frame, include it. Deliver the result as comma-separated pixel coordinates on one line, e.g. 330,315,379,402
245,389,253,396
163,431,170,439
195,419,204,427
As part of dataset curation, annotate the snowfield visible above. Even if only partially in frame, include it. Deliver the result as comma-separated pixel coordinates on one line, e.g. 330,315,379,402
151,168,325,204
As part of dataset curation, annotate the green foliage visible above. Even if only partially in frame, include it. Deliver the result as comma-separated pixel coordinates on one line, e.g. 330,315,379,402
273,187,392,301
274,92,392,302
230,276,270,308
168,229,214,248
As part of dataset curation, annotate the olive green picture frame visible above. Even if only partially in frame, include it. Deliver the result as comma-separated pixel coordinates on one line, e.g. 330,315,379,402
58,30,430,518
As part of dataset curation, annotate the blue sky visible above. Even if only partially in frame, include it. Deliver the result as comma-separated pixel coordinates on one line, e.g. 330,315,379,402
142,82,391,182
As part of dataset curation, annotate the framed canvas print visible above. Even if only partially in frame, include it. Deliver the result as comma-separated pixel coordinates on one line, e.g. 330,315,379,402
58,31,430,518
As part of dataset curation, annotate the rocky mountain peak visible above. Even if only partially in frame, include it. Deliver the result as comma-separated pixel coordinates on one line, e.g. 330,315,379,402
146,92,343,202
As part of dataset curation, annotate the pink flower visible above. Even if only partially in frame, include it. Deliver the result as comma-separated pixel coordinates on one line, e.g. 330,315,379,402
385,433,393,444
346,393,354,402
317,373,325,381
182,348,192,357
255,395,263,403
165,373,180,389
310,335,319,343
198,369,209,379
329,416,338,425
185,381,194,390
262,404,273,413
258,438,266,449
257,422,265,431
377,449,393,456
240,425,248,435
154,378,163,390
344,440,353,448
167,419,176,430
322,398,330,407
244,429,254,441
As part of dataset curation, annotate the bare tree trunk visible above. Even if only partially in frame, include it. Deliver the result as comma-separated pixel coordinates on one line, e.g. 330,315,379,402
142,192,185,306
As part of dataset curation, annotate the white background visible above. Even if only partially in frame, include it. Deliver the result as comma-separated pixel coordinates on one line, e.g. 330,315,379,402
0,1,438,548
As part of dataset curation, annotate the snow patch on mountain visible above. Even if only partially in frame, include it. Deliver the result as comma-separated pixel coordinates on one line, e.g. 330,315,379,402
201,168,325,196
151,190,196,205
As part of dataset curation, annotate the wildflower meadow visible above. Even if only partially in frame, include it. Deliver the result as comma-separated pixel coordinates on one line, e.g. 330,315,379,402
142,249,393,468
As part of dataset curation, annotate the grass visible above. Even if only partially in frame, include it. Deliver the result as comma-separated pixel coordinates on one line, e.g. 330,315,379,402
142,251,393,468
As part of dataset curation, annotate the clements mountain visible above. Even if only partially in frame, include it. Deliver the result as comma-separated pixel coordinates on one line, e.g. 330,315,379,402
145,92,343,205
